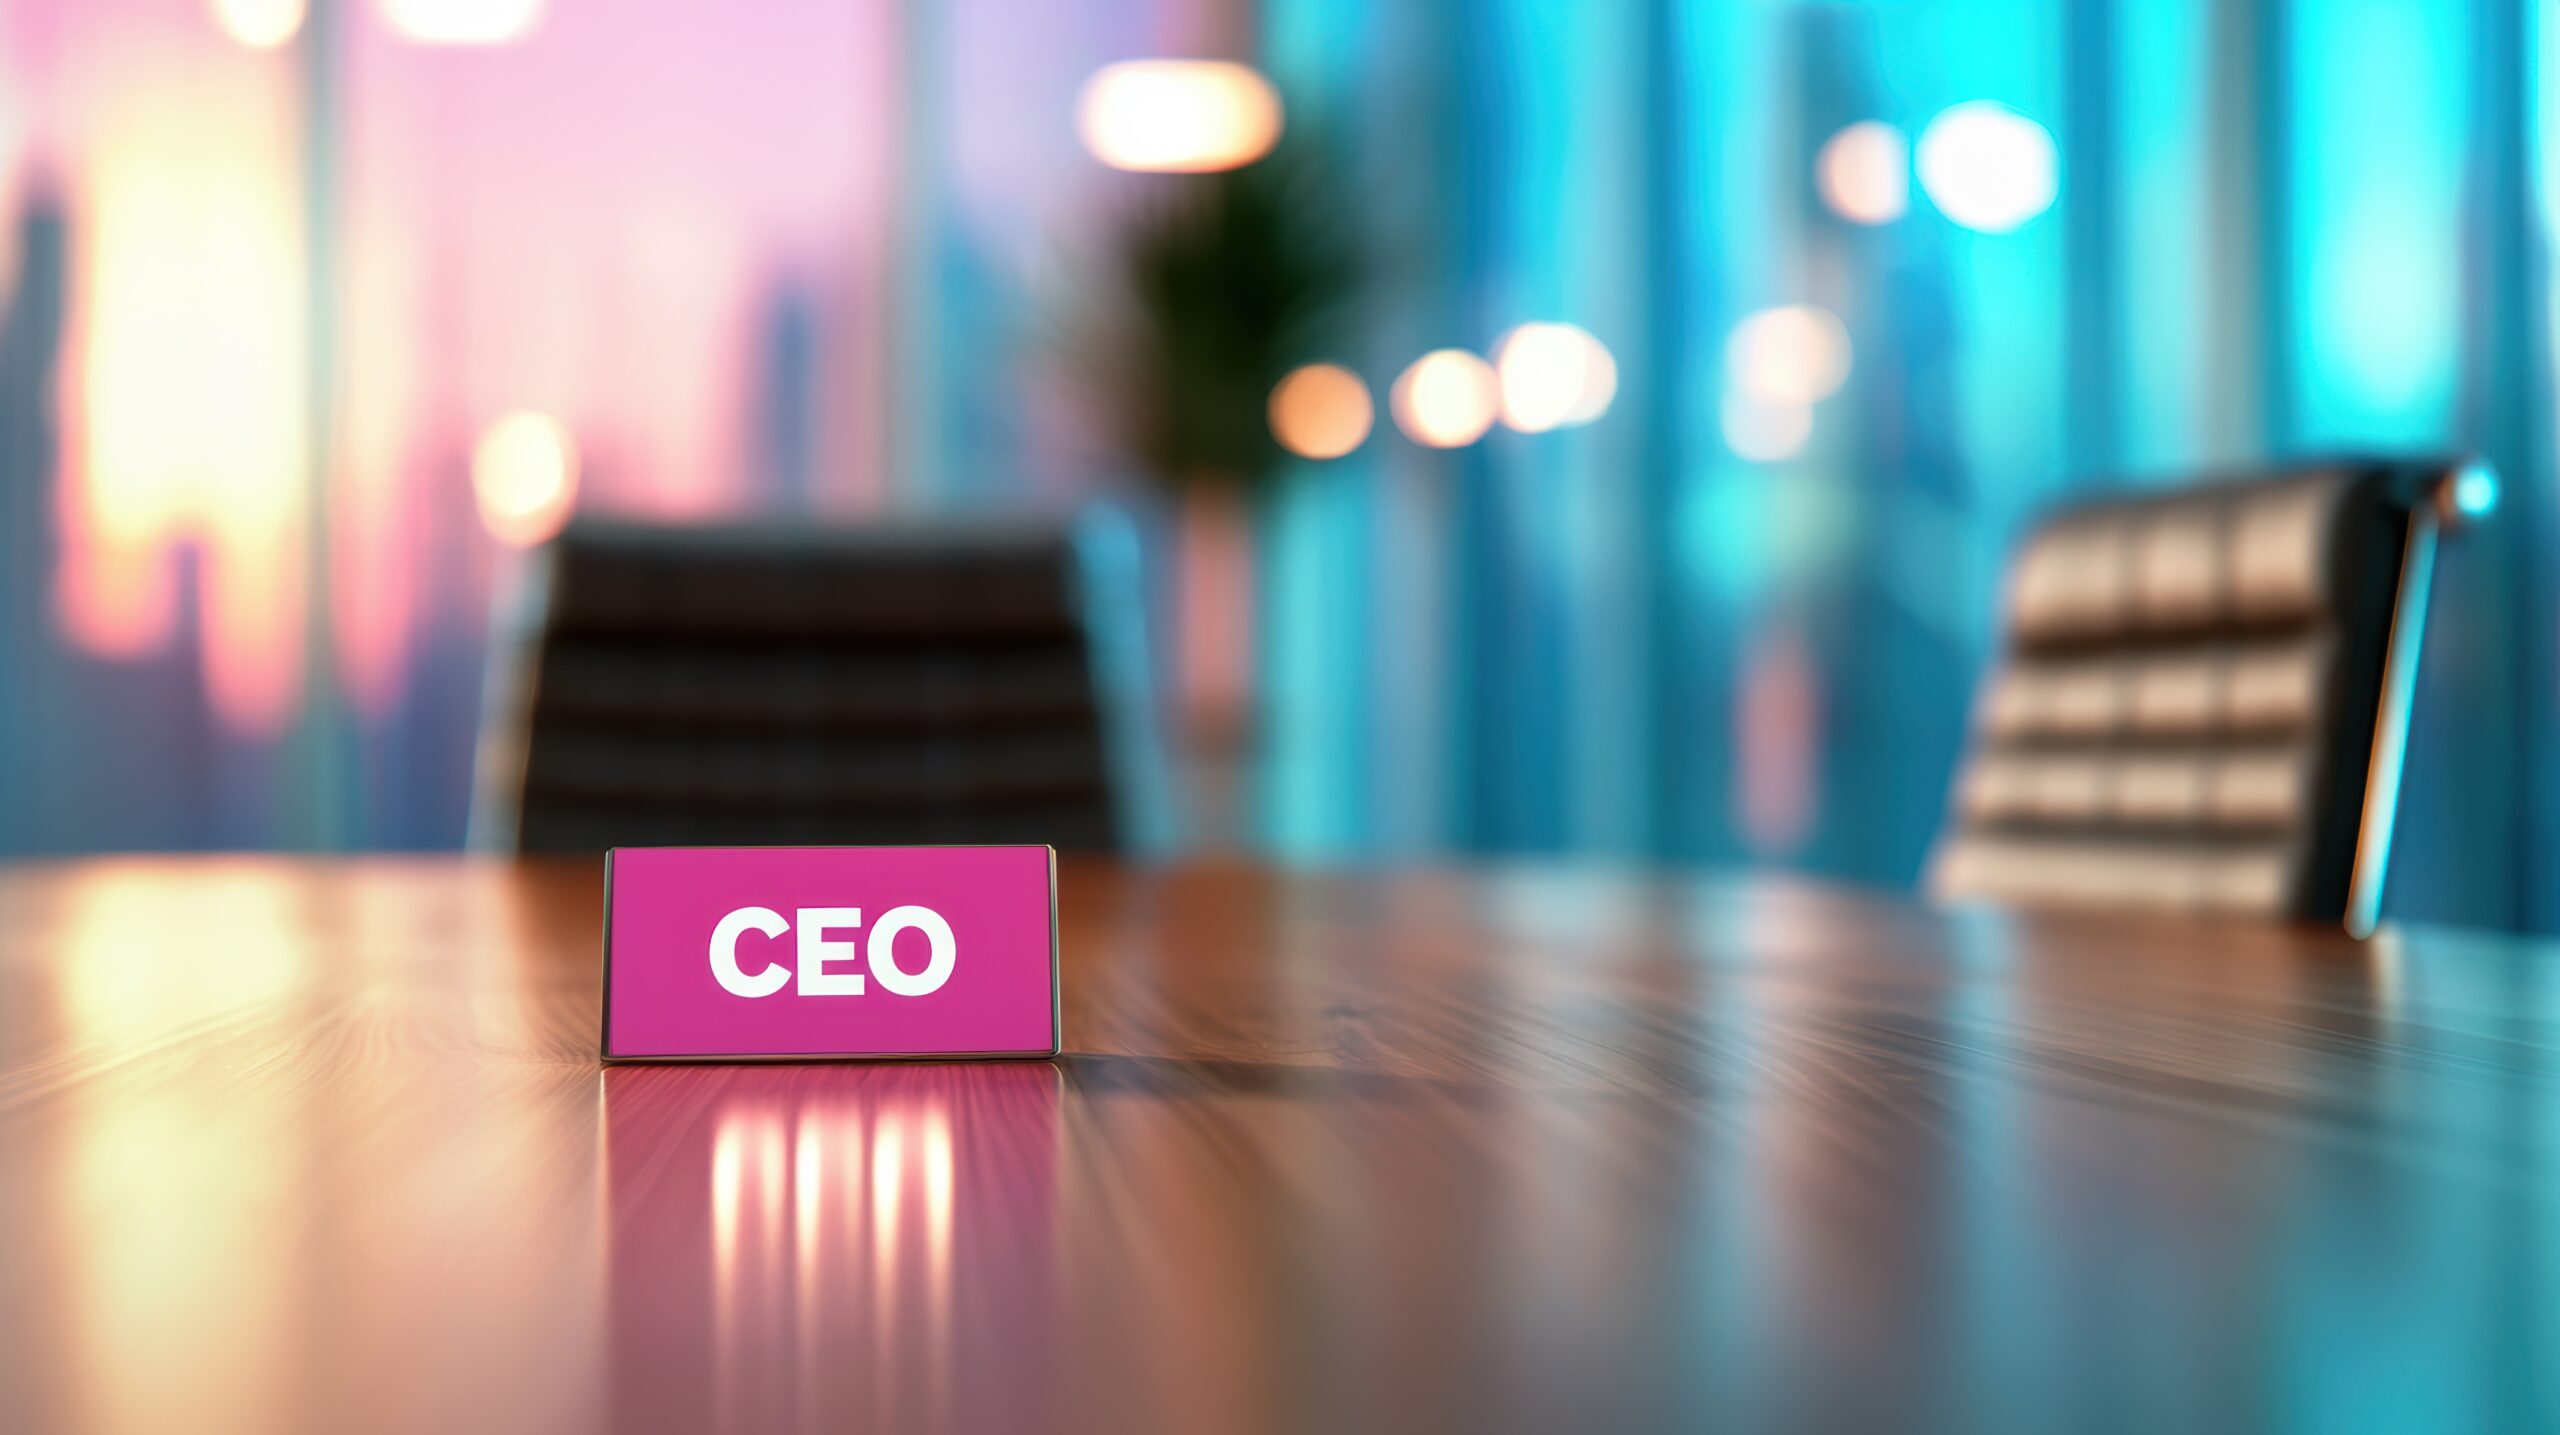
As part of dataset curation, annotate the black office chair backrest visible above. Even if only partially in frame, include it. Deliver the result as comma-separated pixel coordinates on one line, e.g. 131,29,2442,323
1929,458,2481,934
473,516,1160,853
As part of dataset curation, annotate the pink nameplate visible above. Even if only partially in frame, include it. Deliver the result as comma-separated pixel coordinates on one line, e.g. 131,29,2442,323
601,846,1061,1062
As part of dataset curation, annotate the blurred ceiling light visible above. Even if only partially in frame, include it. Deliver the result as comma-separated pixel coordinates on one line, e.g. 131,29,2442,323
1722,391,1813,463
212,0,306,48
380,0,545,45
1816,121,1909,225
1495,323,1618,433
1077,60,1283,173
473,412,579,548
1916,101,2058,232
1726,304,1852,406
1269,363,1374,460
1390,349,1500,449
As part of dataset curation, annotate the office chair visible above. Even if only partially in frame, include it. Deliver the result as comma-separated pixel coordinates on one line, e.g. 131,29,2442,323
468,512,1169,854
1928,457,2491,936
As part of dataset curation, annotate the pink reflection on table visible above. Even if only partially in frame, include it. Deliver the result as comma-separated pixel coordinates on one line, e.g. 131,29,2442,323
603,1062,1060,1434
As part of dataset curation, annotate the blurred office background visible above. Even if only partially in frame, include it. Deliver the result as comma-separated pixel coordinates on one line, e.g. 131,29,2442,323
0,0,2551,930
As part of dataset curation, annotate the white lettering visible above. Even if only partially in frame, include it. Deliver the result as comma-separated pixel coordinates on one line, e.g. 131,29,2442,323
795,907,866,996
867,905,958,997
708,906,791,998
707,903,957,997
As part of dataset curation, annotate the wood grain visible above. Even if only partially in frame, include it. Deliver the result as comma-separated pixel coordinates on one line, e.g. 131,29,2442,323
1,856,2554,1433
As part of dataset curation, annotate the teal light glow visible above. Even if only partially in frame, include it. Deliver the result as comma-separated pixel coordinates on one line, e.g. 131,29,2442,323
2452,463,2500,519
2113,0,2209,470
2291,0,2467,442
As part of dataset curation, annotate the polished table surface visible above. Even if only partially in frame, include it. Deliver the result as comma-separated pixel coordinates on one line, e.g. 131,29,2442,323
2,856,2555,1434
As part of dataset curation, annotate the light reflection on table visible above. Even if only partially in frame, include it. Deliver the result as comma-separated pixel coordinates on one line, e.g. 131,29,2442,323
602,1063,1059,1432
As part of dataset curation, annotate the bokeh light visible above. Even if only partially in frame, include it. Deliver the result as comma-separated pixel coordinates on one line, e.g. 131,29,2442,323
472,413,580,548
1916,101,2058,232
379,0,546,46
1077,61,1284,174
2450,460,2500,519
1494,323,1618,432
1816,121,1909,225
210,0,305,48
1721,391,1812,462
1269,363,1374,460
1726,304,1852,406
1390,349,1500,448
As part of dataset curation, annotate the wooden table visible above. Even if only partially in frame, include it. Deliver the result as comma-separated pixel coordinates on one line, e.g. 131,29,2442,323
1,857,2552,1433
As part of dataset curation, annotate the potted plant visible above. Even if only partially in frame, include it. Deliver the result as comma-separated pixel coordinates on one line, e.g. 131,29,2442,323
1059,129,1363,844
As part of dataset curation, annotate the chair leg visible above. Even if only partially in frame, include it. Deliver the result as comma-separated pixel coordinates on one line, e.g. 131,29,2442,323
2344,504,2441,938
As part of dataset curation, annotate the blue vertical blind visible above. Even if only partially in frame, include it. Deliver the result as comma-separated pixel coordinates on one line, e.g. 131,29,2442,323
1247,0,2558,931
